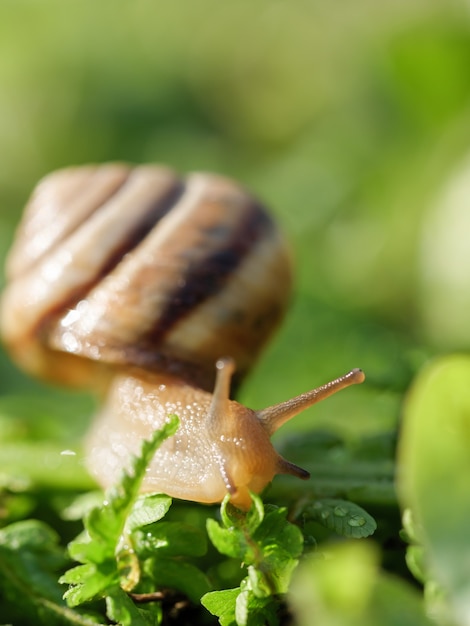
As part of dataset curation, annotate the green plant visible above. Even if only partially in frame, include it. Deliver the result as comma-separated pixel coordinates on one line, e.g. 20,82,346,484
2,355,470,625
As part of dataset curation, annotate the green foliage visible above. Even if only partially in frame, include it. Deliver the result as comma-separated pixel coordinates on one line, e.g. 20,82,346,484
0,394,379,626
3,355,470,625
273,429,397,508
0,520,100,625
202,495,303,626
290,542,434,626
301,498,377,538
202,494,303,625
60,416,179,612
399,356,470,625
55,413,213,623
2,2,470,624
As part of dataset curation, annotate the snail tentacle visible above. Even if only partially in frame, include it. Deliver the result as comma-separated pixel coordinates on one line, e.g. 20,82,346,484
256,368,365,435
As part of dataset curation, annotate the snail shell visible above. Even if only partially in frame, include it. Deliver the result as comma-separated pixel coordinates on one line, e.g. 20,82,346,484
1,164,291,391
1,163,365,509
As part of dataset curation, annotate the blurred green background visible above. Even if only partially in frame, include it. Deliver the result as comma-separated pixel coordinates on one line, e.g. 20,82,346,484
1,0,470,452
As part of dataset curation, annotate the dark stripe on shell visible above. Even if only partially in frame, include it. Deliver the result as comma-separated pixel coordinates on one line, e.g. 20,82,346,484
8,167,133,279
40,176,186,339
52,168,132,251
97,180,186,279
140,198,273,344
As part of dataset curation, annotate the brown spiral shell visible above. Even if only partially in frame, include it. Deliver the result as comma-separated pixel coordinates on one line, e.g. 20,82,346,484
1,164,292,391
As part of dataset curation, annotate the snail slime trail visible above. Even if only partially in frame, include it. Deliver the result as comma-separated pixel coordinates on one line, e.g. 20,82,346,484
0,164,365,510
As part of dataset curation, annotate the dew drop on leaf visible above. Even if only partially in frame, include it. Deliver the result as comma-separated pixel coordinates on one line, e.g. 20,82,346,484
333,506,348,517
348,515,366,527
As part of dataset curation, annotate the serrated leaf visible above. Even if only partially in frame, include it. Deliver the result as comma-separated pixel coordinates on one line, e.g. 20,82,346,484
246,566,271,598
133,521,207,557
206,518,250,560
255,506,304,558
207,495,269,562
201,588,240,626
61,562,118,607
62,417,178,607
85,416,178,551
106,588,150,626
60,563,97,585
209,498,303,599
67,538,111,565
246,506,303,595
221,492,264,534
305,498,377,538
261,546,300,595
126,494,172,532
235,587,277,626
144,557,211,604
85,504,122,553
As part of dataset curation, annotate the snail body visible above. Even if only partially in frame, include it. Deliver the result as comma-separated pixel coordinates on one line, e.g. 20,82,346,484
1,163,364,509
88,361,364,509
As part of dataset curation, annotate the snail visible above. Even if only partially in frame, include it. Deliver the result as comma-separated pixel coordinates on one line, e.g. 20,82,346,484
0,163,365,509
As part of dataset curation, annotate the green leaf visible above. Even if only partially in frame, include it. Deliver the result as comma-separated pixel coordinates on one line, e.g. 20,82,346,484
304,498,377,538
106,588,151,626
254,505,303,558
201,588,240,626
0,520,100,625
399,356,470,623
133,521,207,557
290,542,433,626
61,491,107,522
126,494,172,533
60,563,97,586
144,557,211,603
235,586,277,626
206,517,250,560
246,566,271,598
221,493,265,534
0,520,66,601
62,564,118,607
67,538,111,565
207,495,302,573
251,506,303,594
0,518,61,551
206,497,303,624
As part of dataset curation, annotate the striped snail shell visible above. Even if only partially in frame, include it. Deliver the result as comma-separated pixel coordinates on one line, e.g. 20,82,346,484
0,164,364,509
1,163,291,391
